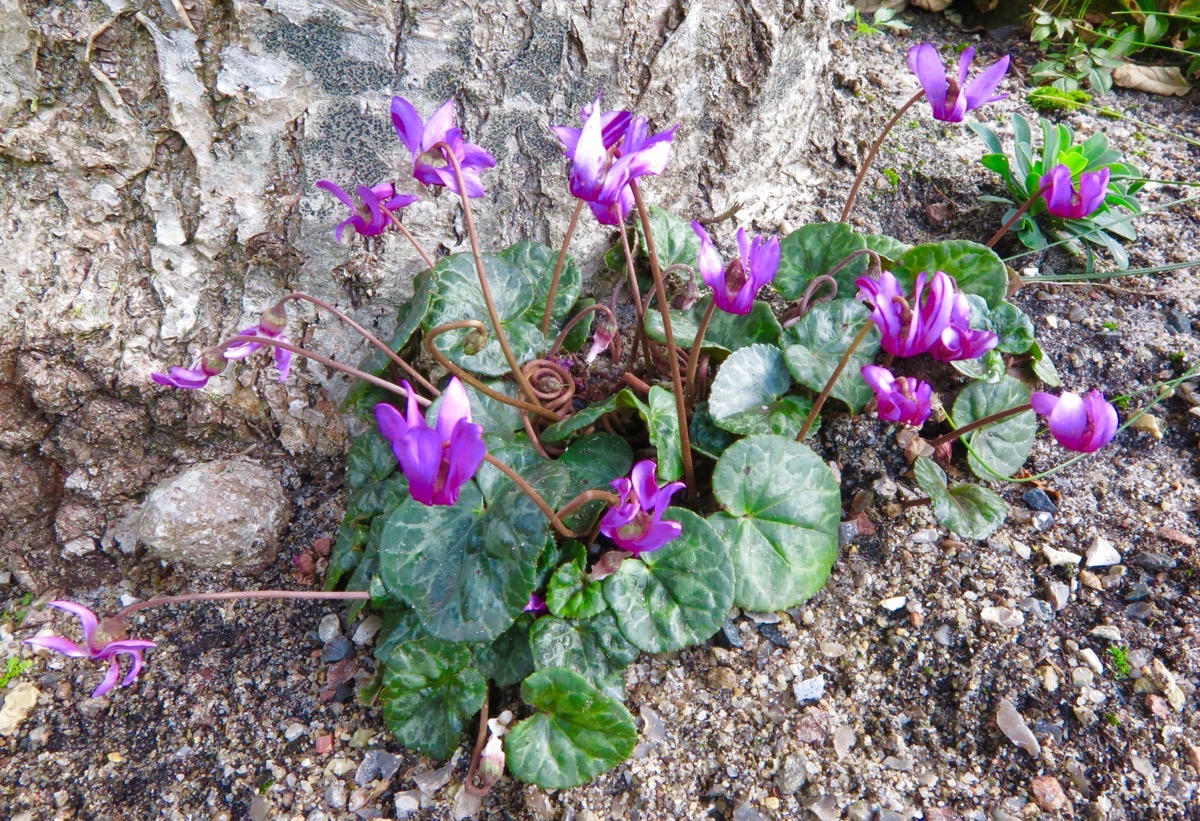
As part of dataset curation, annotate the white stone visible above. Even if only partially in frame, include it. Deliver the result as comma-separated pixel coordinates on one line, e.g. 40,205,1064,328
1085,535,1121,568
833,725,857,759
1079,648,1104,674
1042,545,1082,567
793,674,825,703
879,596,907,611
997,699,1041,756
981,607,1025,629
352,615,383,645
0,683,39,736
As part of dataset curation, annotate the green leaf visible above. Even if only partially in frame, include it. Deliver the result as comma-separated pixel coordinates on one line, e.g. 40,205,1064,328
1029,341,1062,388
644,298,783,355
781,299,880,413
861,234,911,264
374,609,428,667
708,344,809,438
381,638,486,759
989,302,1036,355
424,253,546,376
546,542,608,620
775,223,868,300
553,434,634,531
506,668,637,790
709,435,840,611
893,241,1009,308
644,386,682,482
952,376,1036,480
559,298,596,353
637,206,699,270
529,612,639,700
474,614,536,688
540,390,643,444
689,400,738,461
475,433,545,504
345,430,398,490
500,241,582,329
951,348,1006,383
912,457,1008,540
378,484,548,643
427,378,523,435
603,508,733,653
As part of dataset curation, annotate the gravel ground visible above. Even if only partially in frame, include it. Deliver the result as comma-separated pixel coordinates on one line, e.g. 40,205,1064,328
2,13,1198,821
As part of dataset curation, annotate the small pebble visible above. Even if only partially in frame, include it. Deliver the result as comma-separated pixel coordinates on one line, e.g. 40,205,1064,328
1022,489,1058,513
1129,412,1163,439
833,726,856,759
1031,775,1068,812
719,616,744,648
1125,602,1155,620
911,528,939,544
981,607,1024,629
997,699,1041,756
1125,583,1152,602
1078,569,1103,590
317,614,341,644
758,623,789,647
1085,535,1121,568
321,637,355,663
793,674,825,703
1041,665,1060,693
284,722,307,742
777,752,808,793
1031,511,1055,531
1090,625,1122,643
933,625,954,646
355,750,402,786
352,615,383,645
1044,580,1070,611
1131,552,1177,572
1073,667,1094,687
1042,545,1080,567
879,596,907,611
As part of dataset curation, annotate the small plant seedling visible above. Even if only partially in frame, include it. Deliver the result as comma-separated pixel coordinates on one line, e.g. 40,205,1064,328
1102,320,1121,331
1107,645,1133,678
0,657,33,688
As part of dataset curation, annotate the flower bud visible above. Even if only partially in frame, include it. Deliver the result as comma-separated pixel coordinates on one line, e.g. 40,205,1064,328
259,303,289,335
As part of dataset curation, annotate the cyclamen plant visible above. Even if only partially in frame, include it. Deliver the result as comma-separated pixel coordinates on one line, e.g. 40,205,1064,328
30,42,1167,795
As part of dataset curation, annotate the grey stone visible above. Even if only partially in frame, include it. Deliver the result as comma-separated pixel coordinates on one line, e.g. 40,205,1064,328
1125,583,1152,602
138,461,291,569
1131,552,1177,572
777,752,808,793
1031,511,1055,531
355,750,402,786
1022,489,1058,513
322,637,355,664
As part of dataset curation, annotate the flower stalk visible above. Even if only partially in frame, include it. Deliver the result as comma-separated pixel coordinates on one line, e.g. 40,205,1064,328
684,299,717,403
840,90,925,223
926,402,1033,448
540,200,586,336
632,181,696,494
797,321,874,442
984,182,1051,249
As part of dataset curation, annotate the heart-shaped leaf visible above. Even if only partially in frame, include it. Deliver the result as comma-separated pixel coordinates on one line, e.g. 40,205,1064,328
644,386,683,482
540,389,643,444
501,241,582,329
913,457,1008,540
380,637,486,759
378,484,548,643
689,400,738,460
506,668,637,790
861,233,911,264
775,223,868,300
893,241,1008,308
603,508,733,653
424,253,546,376
952,376,1036,480
709,344,810,438
644,298,783,355
637,206,700,270
709,435,841,610
951,348,1005,383
989,302,1035,355
529,612,639,700
546,542,608,620
781,299,880,413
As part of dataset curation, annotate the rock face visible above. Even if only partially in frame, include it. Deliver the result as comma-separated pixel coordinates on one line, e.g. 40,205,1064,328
0,0,840,583
138,461,291,569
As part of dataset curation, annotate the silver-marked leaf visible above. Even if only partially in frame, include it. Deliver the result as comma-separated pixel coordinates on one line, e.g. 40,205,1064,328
506,668,637,790
553,434,634,531
546,542,607,620
861,233,911,264
775,223,868,300
379,484,547,643
540,389,642,444
637,206,700,270
644,298,783,355
952,376,1035,480
709,435,841,610
894,241,1008,308
529,612,639,700
380,638,486,759
951,348,1005,383
690,400,738,461
709,344,809,438
425,253,546,376
603,508,733,653
501,241,582,329
473,614,535,688
644,386,682,482
781,299,880,413
990,302,1035,355
913,457,1008,540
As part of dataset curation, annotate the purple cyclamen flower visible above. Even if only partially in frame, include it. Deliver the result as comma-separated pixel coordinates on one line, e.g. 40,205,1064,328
1040,164,1111,220
907,43,1010,123
929,292,999,362
221,304,293,382
552,94,676,225
315,181,418,242
24,601,156,699
862,365,933,428
374,377,486,506
692,222,780,315
151,350,227,390
391,97,496,198
524,593,548,615
1031,389,1119,453
857,270,955,359
599,460,685,556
